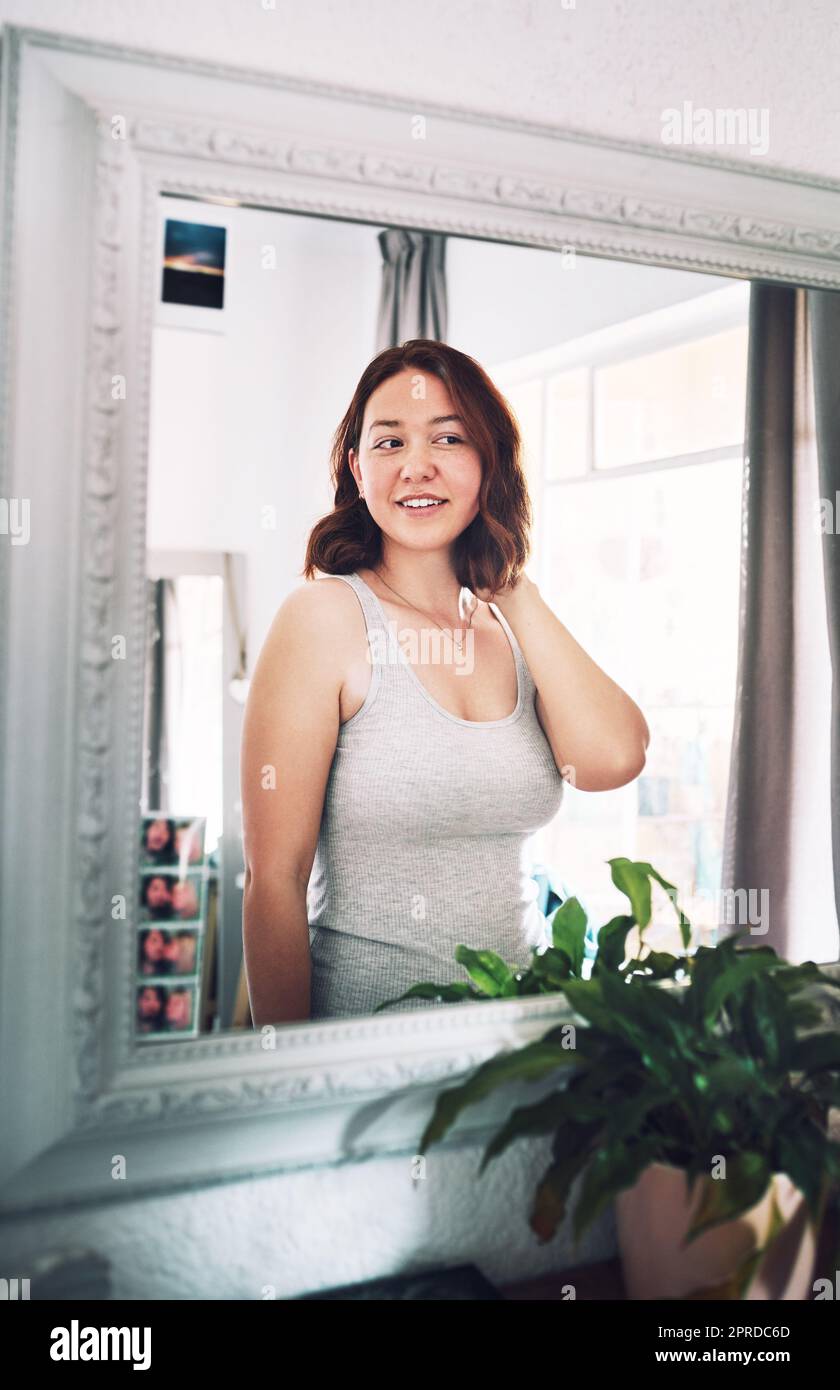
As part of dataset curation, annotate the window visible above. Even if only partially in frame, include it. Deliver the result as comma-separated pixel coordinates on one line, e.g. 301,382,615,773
496,283,749,955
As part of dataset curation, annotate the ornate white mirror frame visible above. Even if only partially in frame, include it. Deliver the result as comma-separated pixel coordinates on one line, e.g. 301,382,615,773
3,24,840,1214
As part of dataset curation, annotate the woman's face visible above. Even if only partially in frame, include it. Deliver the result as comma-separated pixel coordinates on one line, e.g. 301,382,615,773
138,988,161,1018
349,369,483,556
145,819,171,852
143,929,166,962
145,876,172,911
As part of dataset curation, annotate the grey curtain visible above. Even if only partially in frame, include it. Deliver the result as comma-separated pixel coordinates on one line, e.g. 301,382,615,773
721,282,840,959
143,577,170,811
721,283,797,951
809,288,840,934
375,229,447,350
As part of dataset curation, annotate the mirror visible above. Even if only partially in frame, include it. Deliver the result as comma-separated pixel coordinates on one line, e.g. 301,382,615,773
4,28,840,1214
138,188,817,1038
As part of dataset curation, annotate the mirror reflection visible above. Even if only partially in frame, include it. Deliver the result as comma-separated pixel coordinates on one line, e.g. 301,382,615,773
139,191,829,1038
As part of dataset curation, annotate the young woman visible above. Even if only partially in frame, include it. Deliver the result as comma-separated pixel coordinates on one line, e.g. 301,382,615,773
241,340,649,1024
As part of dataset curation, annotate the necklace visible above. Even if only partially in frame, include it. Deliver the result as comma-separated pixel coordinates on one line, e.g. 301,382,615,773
372,568,476,656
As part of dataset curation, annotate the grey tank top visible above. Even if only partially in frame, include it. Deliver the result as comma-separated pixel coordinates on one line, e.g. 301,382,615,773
306,570,565,1018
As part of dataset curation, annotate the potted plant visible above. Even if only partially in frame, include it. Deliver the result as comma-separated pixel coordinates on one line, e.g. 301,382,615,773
396,859,840,1300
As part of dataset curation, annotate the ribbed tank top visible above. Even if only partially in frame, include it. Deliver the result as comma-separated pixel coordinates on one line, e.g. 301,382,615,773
306,570,565,1018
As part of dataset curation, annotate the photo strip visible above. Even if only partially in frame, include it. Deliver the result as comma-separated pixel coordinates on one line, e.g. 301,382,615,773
137,814,208,1039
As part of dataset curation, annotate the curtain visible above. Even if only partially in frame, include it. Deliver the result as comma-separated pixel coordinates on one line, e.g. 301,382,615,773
143,577,170,811
721,283,795,953
721,283,838,961
809,288,840,944
375,229,447,350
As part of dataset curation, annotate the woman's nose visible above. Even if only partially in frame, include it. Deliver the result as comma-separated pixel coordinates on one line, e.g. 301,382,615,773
400,453,435,477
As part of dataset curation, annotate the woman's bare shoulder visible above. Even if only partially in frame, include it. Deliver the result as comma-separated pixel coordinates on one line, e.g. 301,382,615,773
256,576,362,671
279,574,362,627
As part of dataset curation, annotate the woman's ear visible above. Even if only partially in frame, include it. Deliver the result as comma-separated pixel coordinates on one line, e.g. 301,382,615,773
347,450,364,494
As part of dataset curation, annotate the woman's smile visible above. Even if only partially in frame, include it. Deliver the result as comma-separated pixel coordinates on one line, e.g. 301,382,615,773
394,496,450,516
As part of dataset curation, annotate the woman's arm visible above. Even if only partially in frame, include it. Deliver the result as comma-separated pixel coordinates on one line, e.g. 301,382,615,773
492,574,650,793
240,580,347,1025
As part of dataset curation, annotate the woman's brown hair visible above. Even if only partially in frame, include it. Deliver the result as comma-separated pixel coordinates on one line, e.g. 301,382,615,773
301,339,532,595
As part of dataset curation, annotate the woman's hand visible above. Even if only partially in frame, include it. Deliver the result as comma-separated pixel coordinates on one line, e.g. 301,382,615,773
469,571,534,609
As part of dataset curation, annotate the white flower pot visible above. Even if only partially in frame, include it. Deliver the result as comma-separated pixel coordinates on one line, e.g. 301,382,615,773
615,1162,818,1300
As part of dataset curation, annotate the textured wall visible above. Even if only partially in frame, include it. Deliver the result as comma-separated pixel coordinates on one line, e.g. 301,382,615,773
0,1138,616,1299
1,0,836,180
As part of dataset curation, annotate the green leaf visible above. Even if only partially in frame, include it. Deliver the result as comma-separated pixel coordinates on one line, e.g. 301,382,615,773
548,896,588,976
372,981,477,1011
701,1056,770,1096
736,974,793,1072
597,970,687,1054
600,1084,673,1146
802,1074,840,1110
418,1040,580,1152
624,951,683,982
530,947,576,987
786,998,828,1031
556,976,617,1034
728,1188,786,1300
453,945,515,997
592,915,636,975
607,859,692,948
573,1136,663,1245
608,858,653,928
509,966,543,996
702,949,782,1025
644,863,693,950
480,1090,578,1171
775,1121,839,1226
529,1120,604,1243
684,1151,771,1244
790,1031,840,1075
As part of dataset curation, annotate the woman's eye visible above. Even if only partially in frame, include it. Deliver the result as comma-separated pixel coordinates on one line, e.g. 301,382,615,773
373,434,464,449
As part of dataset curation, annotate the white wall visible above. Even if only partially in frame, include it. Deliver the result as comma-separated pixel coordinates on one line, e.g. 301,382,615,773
447,237,723,365
148,199,383,654
0,1138,616,1299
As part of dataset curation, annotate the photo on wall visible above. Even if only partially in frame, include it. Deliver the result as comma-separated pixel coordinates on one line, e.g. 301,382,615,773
137,815,209,1039
140,814,207,870
139,868,207,924
138,925,203,979
161,218,226,310
136,981,199,1039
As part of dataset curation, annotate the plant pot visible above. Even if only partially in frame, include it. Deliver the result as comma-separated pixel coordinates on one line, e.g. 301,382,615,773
615,1162,818,1300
